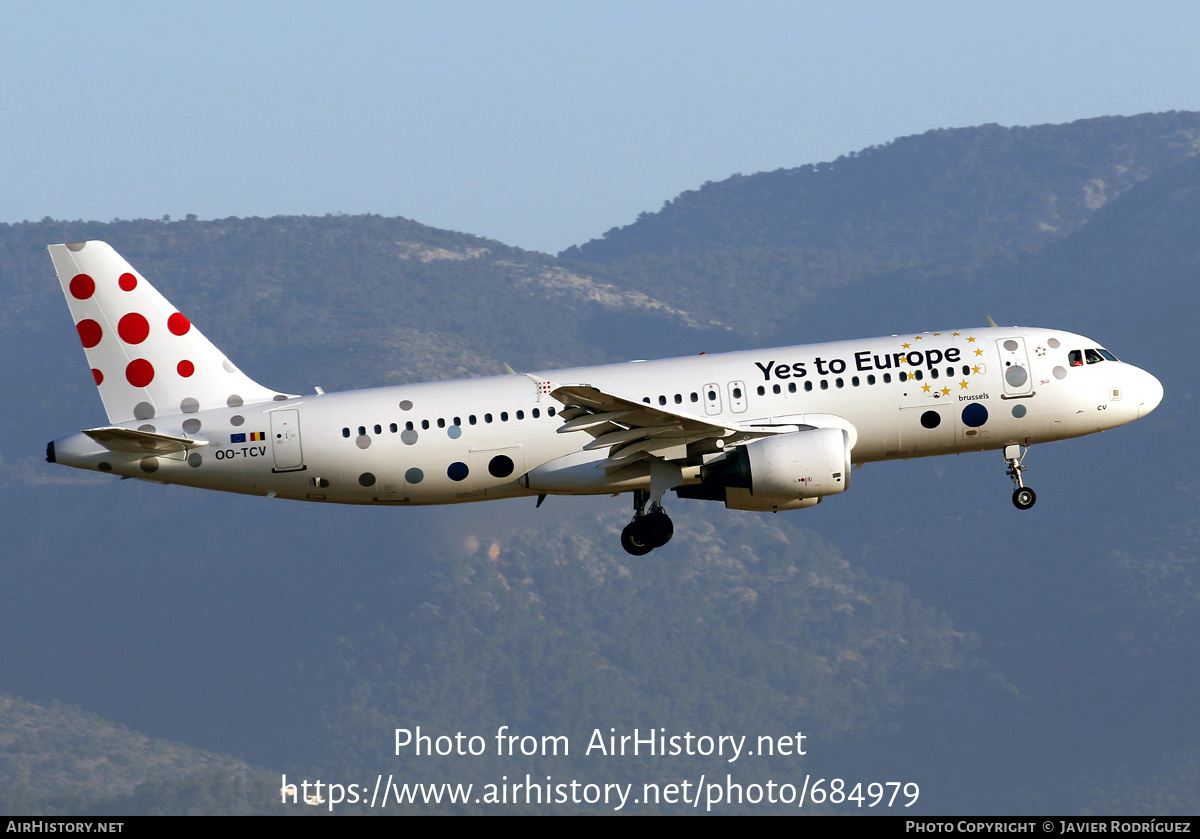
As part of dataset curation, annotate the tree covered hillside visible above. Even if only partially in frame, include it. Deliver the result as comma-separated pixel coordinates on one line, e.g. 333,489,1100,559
561,112,1200,341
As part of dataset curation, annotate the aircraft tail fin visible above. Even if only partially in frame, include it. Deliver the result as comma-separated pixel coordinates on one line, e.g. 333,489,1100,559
48,241,292,423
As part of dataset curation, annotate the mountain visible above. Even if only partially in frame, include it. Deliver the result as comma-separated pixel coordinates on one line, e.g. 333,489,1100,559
560,112,1200,342
565,111,1200,263
0,695,288,815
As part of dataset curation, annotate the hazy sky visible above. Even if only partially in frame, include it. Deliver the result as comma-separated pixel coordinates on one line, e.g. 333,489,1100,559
4,1,1198,254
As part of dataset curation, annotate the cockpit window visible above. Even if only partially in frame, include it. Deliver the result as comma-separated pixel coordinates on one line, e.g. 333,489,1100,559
1069,350,1083,366
1085,349,1104,364
1098,349,1119,362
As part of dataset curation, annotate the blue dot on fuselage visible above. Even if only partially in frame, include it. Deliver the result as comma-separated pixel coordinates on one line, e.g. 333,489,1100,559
961,403,988,428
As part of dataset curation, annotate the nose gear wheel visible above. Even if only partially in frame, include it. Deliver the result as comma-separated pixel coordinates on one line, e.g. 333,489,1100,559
1004,445,1036,510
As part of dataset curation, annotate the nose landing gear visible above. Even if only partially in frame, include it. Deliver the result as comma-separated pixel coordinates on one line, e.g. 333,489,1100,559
1004,444,1037,510
621,489,674,555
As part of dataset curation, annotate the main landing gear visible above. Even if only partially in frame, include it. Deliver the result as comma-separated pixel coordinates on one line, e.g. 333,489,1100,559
1004,444,1037,510
621,489,674,556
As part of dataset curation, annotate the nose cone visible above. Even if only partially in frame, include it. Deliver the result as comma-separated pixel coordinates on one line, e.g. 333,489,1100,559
1137,368,1164,418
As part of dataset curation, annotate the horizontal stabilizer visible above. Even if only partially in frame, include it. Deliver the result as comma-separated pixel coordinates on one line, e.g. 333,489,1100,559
82,426,208,454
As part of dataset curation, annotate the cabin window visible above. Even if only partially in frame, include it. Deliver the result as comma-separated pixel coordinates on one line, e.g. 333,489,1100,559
516,410,525,420
757,385,766,396
733,387,743,399
772,384,781,394
867,374,876,385
437,418,446,428
548,406,556,416
674,393,682,404
899,372,908,382
883,373,892,383
788,382,797,393
501,412,509,422
820,380,829,390
690,392,699,402
532,408,540,418
374,424,382,435
342,427,350,438
406,421,414,431
835,378,844,388
852,376,860,386
1086,349,1104,364
421,420,430,430
469,415,477,425
484,413,493,423
805,381,813,392
389,423,397,433
930,368,939,379
358,426,366,436
1069,350,1083,366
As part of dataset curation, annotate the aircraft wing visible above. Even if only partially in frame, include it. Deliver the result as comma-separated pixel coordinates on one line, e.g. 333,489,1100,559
551,384,777,470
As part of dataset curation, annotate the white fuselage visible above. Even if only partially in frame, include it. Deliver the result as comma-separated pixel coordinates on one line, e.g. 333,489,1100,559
50,327,1164,508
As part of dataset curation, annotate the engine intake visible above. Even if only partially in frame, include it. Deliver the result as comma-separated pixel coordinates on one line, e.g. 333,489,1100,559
702,427,851,500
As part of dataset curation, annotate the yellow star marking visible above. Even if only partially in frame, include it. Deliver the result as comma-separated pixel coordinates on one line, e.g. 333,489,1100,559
901,342,911,349
959,379,970,389
914,335,923,341
972,365,981,374
952,331,961,336
974,348,984,356
933,332,941,336
966,336,976,343
922,383,931,393
941,387,951,396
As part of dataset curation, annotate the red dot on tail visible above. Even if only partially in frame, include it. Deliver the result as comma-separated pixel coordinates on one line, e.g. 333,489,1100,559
77,319,103,348
70,274,95,300
92,369,104,386
126,359,155,387
118,312,150,344
177,360,195,378
167,312,191,336
118,273,137,291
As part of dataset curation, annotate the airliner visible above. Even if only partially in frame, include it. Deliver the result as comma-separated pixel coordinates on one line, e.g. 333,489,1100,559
45,241,1164,555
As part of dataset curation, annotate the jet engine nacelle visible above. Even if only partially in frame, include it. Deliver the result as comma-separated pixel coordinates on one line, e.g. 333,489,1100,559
703,427,851,501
